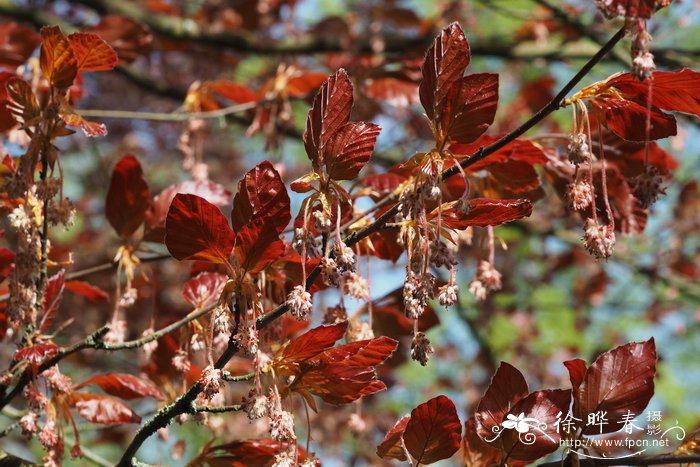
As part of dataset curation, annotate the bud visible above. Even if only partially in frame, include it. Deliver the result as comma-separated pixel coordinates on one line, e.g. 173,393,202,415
567,179,594,211
476,260,502,292
243,388,268,421
199,366,223,402
344,272,369,300
632,165,665,208
438,283,458,307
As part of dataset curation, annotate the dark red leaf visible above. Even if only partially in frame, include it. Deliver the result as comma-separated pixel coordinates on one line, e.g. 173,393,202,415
211,80,257,103
475,362,529,444
67,32,118,71
231,160,290,233
610,69,700,118
377,415,410,461
304,69,354,173
278,322,348,366
67,393,141,424
200,439,308,466
576,339,656,435
39,26,77,89
500,389,572,462
234,217,287,274
6,76,41,127
105,155,150,237
563,358,587,392
14,343,60,369
145,179,231,241
318,336,398,367
419,22,471,124
441,73,499,144
463,416,502,467
403,395,462,465
82,15,152,64
590,95,676,141
294,364,387,404
39,270,65,333
286,73,329,97
0,22,40,68
59,112,108,137
0,247,15,282
73,373,164,400
182,272,228,309
441,198,533,229
165,193,235,263
325,121,381,180
65,280,109,302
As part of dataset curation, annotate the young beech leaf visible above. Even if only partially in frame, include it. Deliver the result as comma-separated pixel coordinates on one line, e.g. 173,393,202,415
105,155,150,238
165,193,235,263
462,416,503,467
13,343,59,370
67,32,118,71
419,22,471,124
440,198,533,229
83,15,153,65
575,338,656,435
498,389,572,462
475,362,529,444
377,415,411,461
303,69,354,173
65,280,109,302
234,218,286,274
66,393,141,424
324,121,381,180
0,22,40,68
231,160,290,233
5,77,41,127
589,95,677,142
182,272,228,309
403,395,462,465
39,26,77,89
609,69,700,117
197,439,308,465
73,373,164,401
439,72,499,144
277,322,348,369
563,358,587,392
59,112,108,137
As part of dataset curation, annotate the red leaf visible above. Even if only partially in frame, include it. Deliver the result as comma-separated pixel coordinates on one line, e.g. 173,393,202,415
5,77,41,127
563,358,587,392
59,112,108,137
67,32,117,72
145,179,231,240
377,415,410,461
0,247,15,283
165,193,235,263
304,69,354,173
65,280,109,302
39,26,77,89
73,373,164,400
234,218,286,274
325,121,381,180
441,73,499,144
318,336,398,367
39,271,65,333
441,198,533,229
67,393,141,424
419,22,471,125
294,364,387,404
576,339,656,435
0,22,40,68
500,389,572,462
403,395,462,465
610,69,700,118
286,72,329,97
463,416,502,467
363,74,419,107
182,272,228,309
211,80,257,103
278,322,348,367
14,343,59,371
199,439,308,466
475,362,529,444
105,155,150,237
589,95,676,141
231,160,290,233
82,15,152,64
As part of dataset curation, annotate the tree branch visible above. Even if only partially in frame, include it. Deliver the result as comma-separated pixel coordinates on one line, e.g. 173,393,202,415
116,25,628,467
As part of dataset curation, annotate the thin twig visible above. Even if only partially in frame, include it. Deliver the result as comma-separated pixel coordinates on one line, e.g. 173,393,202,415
190,404,242,414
